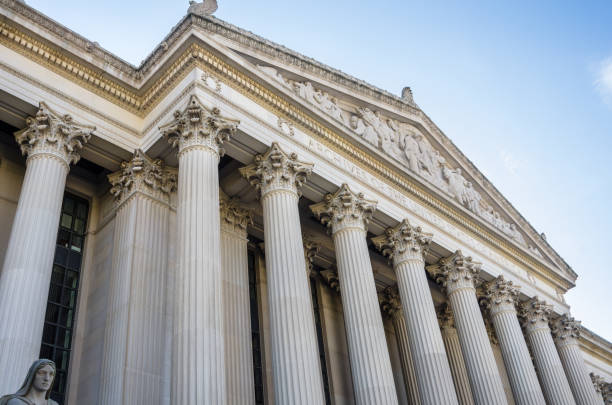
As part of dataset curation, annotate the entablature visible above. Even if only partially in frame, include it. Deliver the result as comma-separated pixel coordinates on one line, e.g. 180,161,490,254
0,0,576,292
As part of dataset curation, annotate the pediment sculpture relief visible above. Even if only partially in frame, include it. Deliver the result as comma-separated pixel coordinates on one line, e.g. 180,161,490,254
257,65,533,249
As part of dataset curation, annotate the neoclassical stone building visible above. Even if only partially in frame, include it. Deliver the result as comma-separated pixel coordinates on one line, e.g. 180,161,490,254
0,1,610,404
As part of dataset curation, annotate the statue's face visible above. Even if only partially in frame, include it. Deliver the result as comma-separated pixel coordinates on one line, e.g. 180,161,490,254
32,364,55,393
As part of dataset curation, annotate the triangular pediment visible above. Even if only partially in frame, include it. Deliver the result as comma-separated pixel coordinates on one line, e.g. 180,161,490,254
0,1,575,283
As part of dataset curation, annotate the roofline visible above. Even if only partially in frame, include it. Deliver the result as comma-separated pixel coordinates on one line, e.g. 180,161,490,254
0,0,576,279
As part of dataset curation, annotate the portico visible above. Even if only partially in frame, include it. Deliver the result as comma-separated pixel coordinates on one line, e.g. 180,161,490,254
0,1,610,405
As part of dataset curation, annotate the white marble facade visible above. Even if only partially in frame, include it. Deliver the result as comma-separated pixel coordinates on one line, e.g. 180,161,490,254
0,1,610,405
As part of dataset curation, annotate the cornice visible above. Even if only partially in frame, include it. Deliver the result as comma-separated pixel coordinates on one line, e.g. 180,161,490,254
0,3,575,290
0,0,575,277
579,326,612,367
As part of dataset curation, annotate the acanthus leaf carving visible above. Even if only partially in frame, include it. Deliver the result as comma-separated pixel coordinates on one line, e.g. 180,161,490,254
590,373,606,395
310,183,377,234
427,250,482,295
437,303,455,330
302,236,320,278
482,275,520,314
372,219,433,266
379,286,402,319
518,297,552,332
14,102,95,166
108,149,177,206
159,95,239,157
239,142,313,197
319,268,340,293
219,191,252,233
550,314,581,343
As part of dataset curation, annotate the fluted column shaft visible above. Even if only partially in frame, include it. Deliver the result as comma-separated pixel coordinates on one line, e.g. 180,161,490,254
98,194,171,405
440,322,475,405
449,289,508,405
373,220,458,405
490,307,545,404
161,96,238,404
429,252,507,405
261,190,325,403
520,299,575,405
173,146,224,403
0,103,93,394
391,311,421,405
98,151,175,405
333,227,398,404
483,278,546,405
312,184,398,405
553,316,603,405
396,258,459,404
220,196,255,405
0,155,68,394
241,143,325,404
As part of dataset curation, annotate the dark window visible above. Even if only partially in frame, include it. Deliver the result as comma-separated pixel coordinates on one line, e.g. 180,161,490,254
311,277,332,404
40,193,89,404
249,250,265,405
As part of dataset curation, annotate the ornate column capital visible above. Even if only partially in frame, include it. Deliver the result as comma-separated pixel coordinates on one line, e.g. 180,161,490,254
319,268,340,293
239,142,313,198
372,219,432,267
551,314,581,346
219,191,252,235
379,286,402,319
310,183,377,234
519,296,552,334
14,102,94,167
482,275,520,317
437,303,455,330
108,149,177,207
427,250,482,296
590,373,606,395
160,95,239,158
482,315,499,346
302,236,320,278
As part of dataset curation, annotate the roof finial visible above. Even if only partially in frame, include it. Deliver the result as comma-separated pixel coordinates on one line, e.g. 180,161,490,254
401,86,414,104
188,0,218,16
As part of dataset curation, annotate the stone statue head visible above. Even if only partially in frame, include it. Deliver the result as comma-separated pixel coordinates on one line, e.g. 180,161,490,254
0,359,56,405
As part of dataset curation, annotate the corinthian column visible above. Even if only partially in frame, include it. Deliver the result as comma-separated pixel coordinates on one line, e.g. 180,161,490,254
552,315,603,405
438,304,475,405
380,288,421,405
311,184,398,405
481,276,546,405
590,373,606,404
427,251,508,405
518,297,575,405
240,143,326,404
98,150,176,405
160,95,239,404
220,192,255,405
0,103,93,393
373,220,458,405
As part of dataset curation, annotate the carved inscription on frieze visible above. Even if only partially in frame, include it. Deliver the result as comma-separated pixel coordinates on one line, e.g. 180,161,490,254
258,65,534,249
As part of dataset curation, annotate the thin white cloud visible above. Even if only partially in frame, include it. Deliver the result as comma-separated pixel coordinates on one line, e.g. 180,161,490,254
595,57,612,106
499,149,523,175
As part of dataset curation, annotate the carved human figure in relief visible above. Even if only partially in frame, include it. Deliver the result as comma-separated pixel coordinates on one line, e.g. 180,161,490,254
313,90,346,124
293,81,317,105
0,360,58,405
462,181,483,214
398,131,421,173
442,166,468,205
380,120,404,160
350,115,379,147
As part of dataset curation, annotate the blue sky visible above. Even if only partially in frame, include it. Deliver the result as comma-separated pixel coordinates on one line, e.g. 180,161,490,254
25,0,612,339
